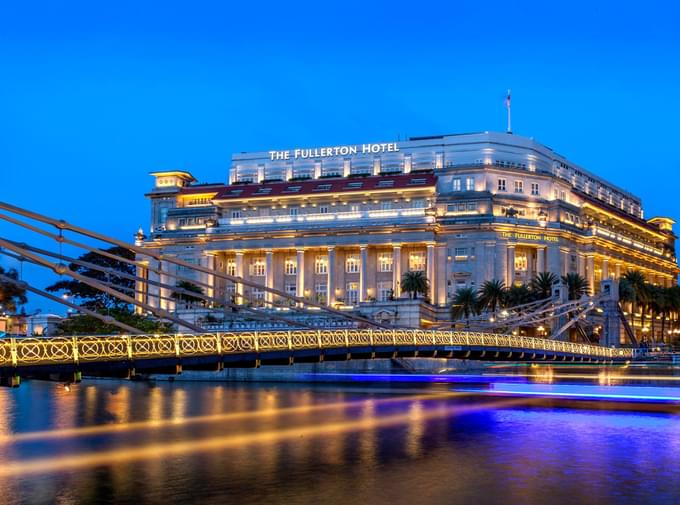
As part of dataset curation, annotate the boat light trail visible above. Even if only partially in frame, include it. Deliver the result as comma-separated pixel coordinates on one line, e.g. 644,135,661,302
0,397,531,477
0,391,466,445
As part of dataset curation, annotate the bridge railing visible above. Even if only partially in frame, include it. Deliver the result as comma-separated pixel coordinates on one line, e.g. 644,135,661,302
0,330,634,368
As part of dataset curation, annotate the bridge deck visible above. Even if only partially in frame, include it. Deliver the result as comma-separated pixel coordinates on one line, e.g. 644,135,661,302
0,330,634,382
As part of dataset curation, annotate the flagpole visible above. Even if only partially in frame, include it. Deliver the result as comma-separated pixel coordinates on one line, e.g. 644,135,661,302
506,89,512,134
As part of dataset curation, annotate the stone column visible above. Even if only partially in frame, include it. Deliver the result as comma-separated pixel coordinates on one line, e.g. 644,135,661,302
577,254,586,278
135,262,149,314
327,247,336,306
615,262,622,280
265,250,274,305
235,251,244,305
436,245,447,306
201,253,215,301
159,259,174,312
602,258,609,280
547,245,562,277
392,244,402,298
586,255,595,294
296,249,305,304
495,243,508,285
536,246,546,274
359,245,368,302
426,243,436,304
507,245,516,287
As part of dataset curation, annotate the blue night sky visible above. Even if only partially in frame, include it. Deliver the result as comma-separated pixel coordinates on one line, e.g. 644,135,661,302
1,1,679,312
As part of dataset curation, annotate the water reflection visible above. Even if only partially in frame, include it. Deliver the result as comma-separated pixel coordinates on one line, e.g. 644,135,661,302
0,380,677,504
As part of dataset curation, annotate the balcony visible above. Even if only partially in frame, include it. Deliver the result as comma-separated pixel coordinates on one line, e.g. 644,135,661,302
214,208,434,233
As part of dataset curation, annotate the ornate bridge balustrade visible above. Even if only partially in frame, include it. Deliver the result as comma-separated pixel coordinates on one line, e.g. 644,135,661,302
0,330,634,374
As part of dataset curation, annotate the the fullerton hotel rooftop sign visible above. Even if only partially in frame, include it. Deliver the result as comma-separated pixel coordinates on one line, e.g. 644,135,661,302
269,142,399,160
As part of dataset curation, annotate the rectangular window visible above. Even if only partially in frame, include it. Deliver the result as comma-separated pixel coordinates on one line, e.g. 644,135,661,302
498,178,507,192
454,248,468,261
315,255,328,274
531,183,539,196
284,257,297,275
377,281,392,302
465,177,475,191
231,210,242,219
435,152,444,169
284,282,297,297
412,199,425,209
289,206,299,216
346,282,359,305
466,202,477,211
226,259,236,276
251,288,265,305
378,252,393,272
319,205,329,214
409,252,426,272
515,252,528,272
560,190,567,200
350,204,360,213
345,254,360,273
452,178,462,192
514,180,524,193
315,282,327,304
250,258,266,276
381,201,392,211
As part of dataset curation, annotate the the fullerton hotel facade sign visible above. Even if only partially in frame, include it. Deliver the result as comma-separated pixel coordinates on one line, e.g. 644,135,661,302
269,142,400,160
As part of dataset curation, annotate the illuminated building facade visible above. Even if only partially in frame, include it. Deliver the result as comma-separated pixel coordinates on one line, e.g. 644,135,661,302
139,131,679,324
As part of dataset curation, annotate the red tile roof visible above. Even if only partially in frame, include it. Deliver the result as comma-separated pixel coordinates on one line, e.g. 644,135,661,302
199,173,437,201
178,184,224,195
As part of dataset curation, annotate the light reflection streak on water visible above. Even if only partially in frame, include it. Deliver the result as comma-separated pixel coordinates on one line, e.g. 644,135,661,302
0,397,532,478
485,371,680,383
0,391,466,445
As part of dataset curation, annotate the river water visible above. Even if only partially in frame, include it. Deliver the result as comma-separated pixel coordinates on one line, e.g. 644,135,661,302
0,379,678,504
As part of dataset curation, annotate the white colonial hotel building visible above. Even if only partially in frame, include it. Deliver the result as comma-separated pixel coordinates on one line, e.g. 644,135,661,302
139,131,678,324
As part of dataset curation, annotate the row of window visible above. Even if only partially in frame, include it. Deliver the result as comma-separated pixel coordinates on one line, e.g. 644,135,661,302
226,253,426,276
496,179,540,196
232,280,395,305
229,199,427,219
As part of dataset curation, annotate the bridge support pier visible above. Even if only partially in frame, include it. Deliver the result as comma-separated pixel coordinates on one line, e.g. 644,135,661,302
601,279,622,347
0,374,20,388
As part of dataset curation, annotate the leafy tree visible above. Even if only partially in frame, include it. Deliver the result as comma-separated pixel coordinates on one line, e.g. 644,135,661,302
0,266,28,313
46,246,135,311
401,271,428,300
561,273,590,300
478,279,506,313
171,280,205,307
450,287,479,327
56,309,174,336
529,272,559,300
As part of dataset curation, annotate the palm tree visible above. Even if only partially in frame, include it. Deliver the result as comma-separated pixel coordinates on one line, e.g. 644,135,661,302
621,270,647,337
171,280,205,308
529,272,559,300
505,284,534,308
561,273,589,300
450,287,479,327
619,277,636,328
401,271,428,300
478,279,506,313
